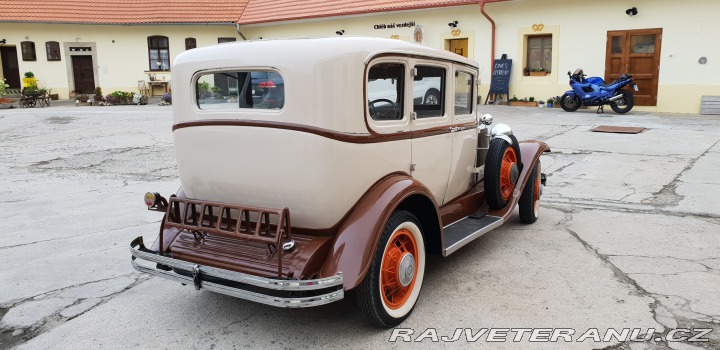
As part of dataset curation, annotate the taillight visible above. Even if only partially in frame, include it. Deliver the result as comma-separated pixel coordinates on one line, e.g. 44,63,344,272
144,192,157,207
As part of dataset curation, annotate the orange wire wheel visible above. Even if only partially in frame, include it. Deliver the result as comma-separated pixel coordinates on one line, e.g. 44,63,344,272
485,138,520,210
499,146,518,201
357,210,425,327
380,228,418,309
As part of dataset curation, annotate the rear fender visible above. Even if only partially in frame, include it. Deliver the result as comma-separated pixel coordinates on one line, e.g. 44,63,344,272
318,173,441,290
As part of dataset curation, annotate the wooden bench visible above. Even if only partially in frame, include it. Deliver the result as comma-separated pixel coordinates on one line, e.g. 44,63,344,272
700,96,720,115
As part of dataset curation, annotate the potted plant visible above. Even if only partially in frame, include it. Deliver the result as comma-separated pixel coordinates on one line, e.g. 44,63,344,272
546,98,554,108
161,92,172,105
105,94,118,105
23,72,37,88
94,87,104,102
211,86,224,99
529,68,548,77
198,81,210,99
508,96,539,107
23,82,40,97
0,78,12,109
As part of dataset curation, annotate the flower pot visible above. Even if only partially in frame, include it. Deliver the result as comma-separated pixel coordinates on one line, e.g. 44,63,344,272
508,101,539,107
529,71,548,77
50,94,59,100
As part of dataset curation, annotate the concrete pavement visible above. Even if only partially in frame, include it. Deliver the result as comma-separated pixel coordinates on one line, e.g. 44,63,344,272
0,103,718,349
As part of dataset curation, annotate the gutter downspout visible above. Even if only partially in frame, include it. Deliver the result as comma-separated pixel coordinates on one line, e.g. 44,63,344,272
479,1,496,70
236,23,247,40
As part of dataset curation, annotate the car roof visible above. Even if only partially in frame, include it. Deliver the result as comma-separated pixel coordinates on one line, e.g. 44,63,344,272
173,36,479,69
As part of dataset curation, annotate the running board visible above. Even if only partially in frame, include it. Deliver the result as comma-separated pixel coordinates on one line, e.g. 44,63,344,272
442,214,503,256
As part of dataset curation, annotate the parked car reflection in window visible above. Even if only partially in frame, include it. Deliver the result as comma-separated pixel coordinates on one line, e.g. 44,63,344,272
196,70,284,110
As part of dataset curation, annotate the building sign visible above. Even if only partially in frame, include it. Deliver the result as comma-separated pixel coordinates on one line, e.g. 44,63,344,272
69,47,92,52
489,57,512,95
373,21,416,30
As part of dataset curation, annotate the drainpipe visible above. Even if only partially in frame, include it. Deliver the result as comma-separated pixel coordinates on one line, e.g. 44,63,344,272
479,1,496,70
235,23,247,41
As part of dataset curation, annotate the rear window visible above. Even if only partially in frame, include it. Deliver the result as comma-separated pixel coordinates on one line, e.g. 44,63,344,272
196,71,284,110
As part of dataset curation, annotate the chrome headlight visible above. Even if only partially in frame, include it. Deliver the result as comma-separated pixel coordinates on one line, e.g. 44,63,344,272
491,123,513,137
480,114,493,126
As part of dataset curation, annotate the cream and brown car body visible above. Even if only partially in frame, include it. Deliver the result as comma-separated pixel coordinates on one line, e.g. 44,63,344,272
131,37,549,326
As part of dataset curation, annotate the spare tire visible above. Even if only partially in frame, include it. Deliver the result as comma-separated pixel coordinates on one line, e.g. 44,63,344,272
484,138,520,210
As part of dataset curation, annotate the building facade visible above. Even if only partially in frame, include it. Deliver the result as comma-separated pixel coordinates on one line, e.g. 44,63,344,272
0,0,245,99
1,0,718,113
237,0,720,114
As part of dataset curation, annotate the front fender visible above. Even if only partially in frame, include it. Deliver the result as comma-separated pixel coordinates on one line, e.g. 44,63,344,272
318,173,439,290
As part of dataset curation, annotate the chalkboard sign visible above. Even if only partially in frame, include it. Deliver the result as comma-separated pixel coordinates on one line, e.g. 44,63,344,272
489,58,512,94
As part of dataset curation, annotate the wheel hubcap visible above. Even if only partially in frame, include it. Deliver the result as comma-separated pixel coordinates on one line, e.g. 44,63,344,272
381,228,418,309
398,253,415,287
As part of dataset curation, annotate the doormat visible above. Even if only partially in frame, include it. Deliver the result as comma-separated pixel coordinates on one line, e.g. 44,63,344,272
591,125,646,134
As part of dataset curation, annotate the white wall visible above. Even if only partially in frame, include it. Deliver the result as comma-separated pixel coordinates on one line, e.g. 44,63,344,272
0,23,239,98
240,0,720,113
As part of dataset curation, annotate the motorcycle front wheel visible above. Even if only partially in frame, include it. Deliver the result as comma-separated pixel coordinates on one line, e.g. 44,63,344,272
560,93,581,112
609,89,634,114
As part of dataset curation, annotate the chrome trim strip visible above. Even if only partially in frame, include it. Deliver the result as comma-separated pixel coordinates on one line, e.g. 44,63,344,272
130,241,344,308
443,215,504,256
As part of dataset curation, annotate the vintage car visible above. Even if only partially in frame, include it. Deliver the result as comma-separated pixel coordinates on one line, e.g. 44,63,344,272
131,37,549,327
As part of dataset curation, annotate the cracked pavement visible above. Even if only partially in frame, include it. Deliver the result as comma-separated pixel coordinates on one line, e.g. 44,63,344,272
1,103,718,349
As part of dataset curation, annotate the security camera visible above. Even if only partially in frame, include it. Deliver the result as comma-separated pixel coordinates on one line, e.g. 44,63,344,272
625,7,638,16
336,30,345,35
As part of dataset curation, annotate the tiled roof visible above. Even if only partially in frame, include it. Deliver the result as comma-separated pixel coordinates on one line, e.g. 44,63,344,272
0,0,249,24
238,0,501,25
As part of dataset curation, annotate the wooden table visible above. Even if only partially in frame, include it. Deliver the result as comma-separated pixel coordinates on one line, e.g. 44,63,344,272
147,81,169,96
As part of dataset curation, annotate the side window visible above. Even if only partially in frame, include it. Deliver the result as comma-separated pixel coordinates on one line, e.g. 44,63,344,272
147,36,170,71
21,41,36,61
46,41,61,61
196,71,284,111
454,71,474,115
413,65,445,118
526,34,552,75
367,63,404,120
185,38,197,50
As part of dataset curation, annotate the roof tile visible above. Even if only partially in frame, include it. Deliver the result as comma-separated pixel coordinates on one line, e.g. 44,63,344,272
0,0,249,24
238,0,488,25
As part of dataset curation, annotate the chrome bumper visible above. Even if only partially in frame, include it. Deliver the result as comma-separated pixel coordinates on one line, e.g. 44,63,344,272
130,237,344,308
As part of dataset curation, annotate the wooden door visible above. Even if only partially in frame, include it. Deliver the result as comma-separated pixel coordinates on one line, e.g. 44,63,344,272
605,29,662,106
72,55,95,94
447,39,468,58
0,47,21,89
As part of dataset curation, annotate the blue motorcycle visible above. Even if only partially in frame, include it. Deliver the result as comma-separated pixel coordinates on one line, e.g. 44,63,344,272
560,68,638,114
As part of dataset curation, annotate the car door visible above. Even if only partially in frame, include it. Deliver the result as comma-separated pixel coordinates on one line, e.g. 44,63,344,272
409,61,453,204
444,68,479,204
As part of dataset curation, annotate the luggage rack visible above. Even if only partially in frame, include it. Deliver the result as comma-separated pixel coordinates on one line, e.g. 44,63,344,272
162,196,293,278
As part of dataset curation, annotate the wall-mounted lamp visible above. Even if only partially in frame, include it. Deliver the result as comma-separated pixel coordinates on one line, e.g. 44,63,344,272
336,30,345,36
625,7,638,16
0,39,6,45
448,21,458,28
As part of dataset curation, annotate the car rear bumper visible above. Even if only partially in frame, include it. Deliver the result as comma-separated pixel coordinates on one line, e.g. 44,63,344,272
130,236,344,308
